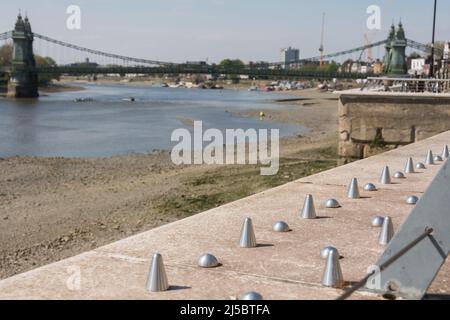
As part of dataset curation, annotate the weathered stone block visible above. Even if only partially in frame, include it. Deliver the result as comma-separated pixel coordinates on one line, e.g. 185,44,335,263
338,102,349,117
415,130,440,142
338,92,450,159
339,141,364,159
340,131,350,141
350,126,378,142
338,117,351,133
363,144,397,158
382,128,414,144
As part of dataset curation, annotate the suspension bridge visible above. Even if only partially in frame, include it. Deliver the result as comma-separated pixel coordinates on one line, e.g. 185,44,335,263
0,14,442,98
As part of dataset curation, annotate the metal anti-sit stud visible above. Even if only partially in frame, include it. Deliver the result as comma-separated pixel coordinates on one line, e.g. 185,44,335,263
239,217,257,248
301,194,317,219
347,178,361,199
146,252,170,292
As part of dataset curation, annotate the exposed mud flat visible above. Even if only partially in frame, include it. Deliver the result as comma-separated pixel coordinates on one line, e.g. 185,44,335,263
0,89,339,279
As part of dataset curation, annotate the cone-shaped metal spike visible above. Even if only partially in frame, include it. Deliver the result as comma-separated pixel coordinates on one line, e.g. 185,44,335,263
379,166,392,185
146,252,169,292
379,217,394,246
322,249,345,289
198,253,220,268
394,171,405,179
272,221,291,233
442,145,449,159
434,155,443,162
320,246,339,259
371,216,385,228
425,150,434,165
364,183,377,192
405,158,415,174
416,162,426,170
240,292,263,300
325,199,341,209
239,217,257,248
406,195,419,205
301,194,317,219
347,178,361,199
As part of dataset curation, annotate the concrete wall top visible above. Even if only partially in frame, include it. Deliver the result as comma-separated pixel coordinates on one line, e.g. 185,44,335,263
1,132,450,300
336,90,450,100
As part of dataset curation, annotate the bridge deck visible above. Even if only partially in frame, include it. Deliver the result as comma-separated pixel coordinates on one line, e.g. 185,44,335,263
0,132,449,300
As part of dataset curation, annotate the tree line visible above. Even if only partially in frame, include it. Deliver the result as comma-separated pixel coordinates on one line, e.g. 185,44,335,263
0,44,59,86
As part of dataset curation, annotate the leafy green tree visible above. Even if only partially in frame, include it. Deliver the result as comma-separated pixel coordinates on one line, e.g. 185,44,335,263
324,61,339,73
219,59,245,83
408,52,422,59
1,44,59,86
219,59,245,70
0,44,12,66
35,56,60,86
300,63,320,72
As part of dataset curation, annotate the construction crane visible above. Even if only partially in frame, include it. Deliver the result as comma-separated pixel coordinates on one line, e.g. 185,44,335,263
364,34,373,63
319,12,325,68
357,34,374,64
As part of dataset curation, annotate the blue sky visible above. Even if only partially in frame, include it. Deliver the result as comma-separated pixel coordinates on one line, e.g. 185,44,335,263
0,0,448,63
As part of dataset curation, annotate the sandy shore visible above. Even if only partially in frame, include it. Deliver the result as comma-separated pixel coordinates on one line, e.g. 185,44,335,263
0,88,339,279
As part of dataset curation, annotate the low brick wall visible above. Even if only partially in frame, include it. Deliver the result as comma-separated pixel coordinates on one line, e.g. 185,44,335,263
338,92,450,158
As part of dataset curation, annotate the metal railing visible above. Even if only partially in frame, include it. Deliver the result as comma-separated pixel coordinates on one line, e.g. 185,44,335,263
337,228,434,300
362,77,450,94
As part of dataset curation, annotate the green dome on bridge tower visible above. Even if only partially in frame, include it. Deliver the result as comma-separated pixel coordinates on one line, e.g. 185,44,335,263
24,16,32,34
395,22,406,41
14,13,26,32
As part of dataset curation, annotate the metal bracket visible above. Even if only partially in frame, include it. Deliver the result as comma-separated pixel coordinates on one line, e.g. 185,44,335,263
370,160,450,299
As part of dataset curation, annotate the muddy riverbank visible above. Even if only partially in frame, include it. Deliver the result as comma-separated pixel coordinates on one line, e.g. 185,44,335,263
0,89,339,279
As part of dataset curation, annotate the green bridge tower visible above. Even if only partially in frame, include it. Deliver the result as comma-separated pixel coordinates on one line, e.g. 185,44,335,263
383,22,407,75
7,14,39,98
382,24,395,73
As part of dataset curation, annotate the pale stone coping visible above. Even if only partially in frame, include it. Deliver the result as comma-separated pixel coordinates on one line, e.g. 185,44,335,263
0,131,450,300
367,77,450,82
334,89,450,98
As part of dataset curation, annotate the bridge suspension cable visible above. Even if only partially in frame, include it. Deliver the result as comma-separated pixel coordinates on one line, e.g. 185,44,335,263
278,38,440,67
274,40,388,67
406,38,443,56
32,33,179,67
0,31,13,41
305,39,388,62
1,29,443,72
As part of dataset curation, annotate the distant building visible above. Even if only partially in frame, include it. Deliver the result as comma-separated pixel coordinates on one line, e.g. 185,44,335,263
350,62,370,74
440,43,449,77
70,57,98,69
280,47,300,69
410,58,426,75
361,65,369,74
372,60,383,74
350,62,360,73
444,43,449,60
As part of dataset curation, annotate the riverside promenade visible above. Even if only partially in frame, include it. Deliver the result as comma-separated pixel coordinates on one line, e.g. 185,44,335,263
0,131,449,300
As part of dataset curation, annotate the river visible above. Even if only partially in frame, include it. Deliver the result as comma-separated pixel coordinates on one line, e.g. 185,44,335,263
0,83,303,157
